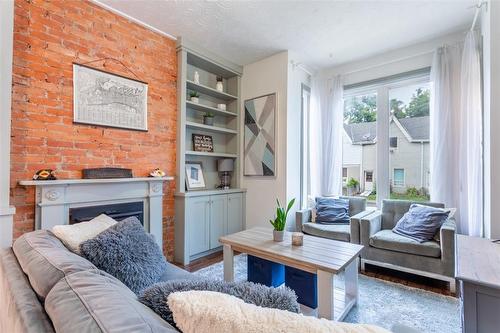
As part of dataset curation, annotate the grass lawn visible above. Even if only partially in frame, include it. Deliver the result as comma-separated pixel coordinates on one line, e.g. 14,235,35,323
366,192,430,202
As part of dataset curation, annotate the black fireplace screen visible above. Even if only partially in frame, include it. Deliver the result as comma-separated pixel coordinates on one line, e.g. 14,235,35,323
69,202,144,225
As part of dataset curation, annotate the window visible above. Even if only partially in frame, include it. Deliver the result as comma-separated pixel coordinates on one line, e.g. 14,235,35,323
343,69,431,206
393,169,405,186
390,137,398,148
342,91,377,202
300,84,311,209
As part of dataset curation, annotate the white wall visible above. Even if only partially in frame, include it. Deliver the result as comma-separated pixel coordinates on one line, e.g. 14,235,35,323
240,51,310,230
482,0,500,238
321,31,465,85
0,0,15,247
241,52,289,229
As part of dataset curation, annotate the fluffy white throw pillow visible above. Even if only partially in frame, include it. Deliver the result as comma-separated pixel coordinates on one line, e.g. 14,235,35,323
168,290,390,333
52,214,117,253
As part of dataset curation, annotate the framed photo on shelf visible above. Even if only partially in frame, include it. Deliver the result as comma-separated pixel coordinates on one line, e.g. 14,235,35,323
185,161,206,191
192,134,214,152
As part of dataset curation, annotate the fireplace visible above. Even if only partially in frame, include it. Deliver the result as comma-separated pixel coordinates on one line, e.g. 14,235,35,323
69,201,144,225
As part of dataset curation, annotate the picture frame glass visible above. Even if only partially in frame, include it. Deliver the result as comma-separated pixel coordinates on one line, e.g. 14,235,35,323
185,162,206,190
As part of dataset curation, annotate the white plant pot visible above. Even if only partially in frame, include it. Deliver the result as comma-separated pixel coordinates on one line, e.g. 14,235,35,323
273,230,284,242
190,97,199,104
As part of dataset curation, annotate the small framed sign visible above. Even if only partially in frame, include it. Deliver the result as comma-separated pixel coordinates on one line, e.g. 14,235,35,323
185,161,206,191
192,134,214,152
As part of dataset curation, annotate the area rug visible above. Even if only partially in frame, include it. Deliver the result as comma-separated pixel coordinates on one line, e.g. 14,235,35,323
194,254,460,333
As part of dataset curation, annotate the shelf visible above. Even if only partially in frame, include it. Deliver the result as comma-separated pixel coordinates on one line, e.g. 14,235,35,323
187,52,239,79
187,80,238,101
186,101,237,117
186,151,237,158
186,121,237,135
174,188,247,197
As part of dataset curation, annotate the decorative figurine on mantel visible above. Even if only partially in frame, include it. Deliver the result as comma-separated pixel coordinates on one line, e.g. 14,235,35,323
149,168,166,178
33,169,57,181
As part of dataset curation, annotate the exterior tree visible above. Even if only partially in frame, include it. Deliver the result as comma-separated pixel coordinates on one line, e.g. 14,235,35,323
344,94,376,124
390,98,405,118
404,88,430,118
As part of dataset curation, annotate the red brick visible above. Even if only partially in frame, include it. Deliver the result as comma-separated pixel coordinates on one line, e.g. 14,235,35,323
10,0,177,260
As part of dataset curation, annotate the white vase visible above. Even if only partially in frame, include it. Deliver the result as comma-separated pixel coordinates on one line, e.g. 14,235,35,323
273,230,284,242
190,97,199,103
216,81,223,92
194,71,200,84
217,103,226,111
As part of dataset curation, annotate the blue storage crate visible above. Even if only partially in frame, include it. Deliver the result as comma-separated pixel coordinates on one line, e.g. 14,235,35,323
285,266,317,308
247,255,285,287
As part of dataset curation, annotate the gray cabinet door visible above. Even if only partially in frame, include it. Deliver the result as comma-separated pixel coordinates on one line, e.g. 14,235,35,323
187,196,210,256
209,195,227,249
227,193,243,235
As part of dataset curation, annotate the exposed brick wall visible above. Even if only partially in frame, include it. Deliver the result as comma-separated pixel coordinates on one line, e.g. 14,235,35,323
10,0,177,260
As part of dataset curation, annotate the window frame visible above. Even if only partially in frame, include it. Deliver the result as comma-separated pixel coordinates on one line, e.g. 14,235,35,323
343,70,430,207
393,168,405,187
390,137,398,148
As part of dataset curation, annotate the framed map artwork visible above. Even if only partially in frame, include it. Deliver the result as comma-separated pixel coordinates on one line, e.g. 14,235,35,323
73,64,148,131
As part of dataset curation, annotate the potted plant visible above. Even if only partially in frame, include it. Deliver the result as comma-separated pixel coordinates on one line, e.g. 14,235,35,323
269,198,295,242
189,91,200,103
203,111,214,126
346,177,359,196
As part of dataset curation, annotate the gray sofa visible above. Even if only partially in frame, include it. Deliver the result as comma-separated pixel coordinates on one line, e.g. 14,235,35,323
0,229,195,333
359,200,456,290
296,196,371,243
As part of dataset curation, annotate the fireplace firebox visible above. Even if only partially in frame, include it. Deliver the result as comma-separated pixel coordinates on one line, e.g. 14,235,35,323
69,202,144,225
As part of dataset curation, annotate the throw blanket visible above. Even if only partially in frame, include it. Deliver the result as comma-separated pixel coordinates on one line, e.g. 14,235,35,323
139,279,300,327
168,290,391,333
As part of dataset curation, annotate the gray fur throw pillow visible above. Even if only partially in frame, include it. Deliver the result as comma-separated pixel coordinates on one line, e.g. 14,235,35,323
80,217,168,294
139,279,300,327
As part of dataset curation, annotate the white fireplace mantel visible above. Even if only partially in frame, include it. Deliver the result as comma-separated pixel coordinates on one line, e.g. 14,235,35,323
19,177,173,248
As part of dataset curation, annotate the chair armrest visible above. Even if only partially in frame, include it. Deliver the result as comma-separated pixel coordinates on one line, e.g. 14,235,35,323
359,211,382,246
350,210,374,244
296,209,312,232
440,217,456,265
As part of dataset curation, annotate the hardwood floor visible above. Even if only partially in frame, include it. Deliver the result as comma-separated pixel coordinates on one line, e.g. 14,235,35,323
175,251,454,296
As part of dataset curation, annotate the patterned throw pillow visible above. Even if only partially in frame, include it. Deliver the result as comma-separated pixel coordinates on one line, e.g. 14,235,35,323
393,204,450,243
80,217,168,294
315,197,350,224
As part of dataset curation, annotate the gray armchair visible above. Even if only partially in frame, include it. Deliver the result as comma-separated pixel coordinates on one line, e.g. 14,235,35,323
359,199,456,290
296,196,371,244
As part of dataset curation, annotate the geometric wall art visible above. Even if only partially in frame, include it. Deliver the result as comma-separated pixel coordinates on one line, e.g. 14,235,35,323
244,93,276,176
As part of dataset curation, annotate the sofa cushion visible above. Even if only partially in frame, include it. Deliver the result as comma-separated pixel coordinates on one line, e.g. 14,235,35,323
393,204,450,243
52,214,117,253
315,197,350,224
13,230,96,300
381,200,444,230
369,230,441,258
80,217,168,294
167,290,390,333
139,279,299,328
302,222,350,242
0,248,55,333
45,270,177,333
158,262,197,283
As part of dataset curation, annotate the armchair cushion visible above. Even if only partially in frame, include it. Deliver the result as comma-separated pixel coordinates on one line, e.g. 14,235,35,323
369,230,441,258
315,197,350,224
302,223,350,242
392,204,450,243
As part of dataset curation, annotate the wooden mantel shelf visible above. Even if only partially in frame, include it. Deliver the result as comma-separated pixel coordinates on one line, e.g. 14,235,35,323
19,177,174,186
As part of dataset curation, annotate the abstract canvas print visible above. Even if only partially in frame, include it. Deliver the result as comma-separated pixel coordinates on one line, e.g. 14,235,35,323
244,93,276,176
73,64,148,131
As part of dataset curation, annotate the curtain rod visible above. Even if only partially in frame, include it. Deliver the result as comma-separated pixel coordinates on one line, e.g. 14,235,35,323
470,1,487,32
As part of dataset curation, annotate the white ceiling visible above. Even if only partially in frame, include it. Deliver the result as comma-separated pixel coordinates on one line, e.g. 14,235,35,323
96,0,476,69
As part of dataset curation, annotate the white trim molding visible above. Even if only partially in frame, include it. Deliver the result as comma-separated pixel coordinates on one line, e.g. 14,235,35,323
0,0,15,248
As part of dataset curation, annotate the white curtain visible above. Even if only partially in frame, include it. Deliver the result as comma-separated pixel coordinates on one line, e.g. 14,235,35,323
309,75,344,198
430,31,483,236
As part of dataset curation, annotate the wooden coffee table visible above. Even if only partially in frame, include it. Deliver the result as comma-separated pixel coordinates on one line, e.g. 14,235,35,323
219,227,364,321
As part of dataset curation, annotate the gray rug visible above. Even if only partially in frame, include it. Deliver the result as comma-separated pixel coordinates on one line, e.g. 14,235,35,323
194,254,460,333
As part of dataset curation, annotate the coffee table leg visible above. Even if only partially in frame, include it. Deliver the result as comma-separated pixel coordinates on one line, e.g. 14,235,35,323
223,244,234,282
345,257,359,304
317,270,334,320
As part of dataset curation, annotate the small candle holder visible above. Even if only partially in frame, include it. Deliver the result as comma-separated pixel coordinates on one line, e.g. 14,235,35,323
292,232,304,246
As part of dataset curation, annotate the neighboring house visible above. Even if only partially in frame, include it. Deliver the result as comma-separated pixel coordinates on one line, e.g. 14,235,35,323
342,115,430,194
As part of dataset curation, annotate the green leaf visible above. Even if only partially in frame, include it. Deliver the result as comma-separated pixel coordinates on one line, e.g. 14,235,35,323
286,198,296,215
